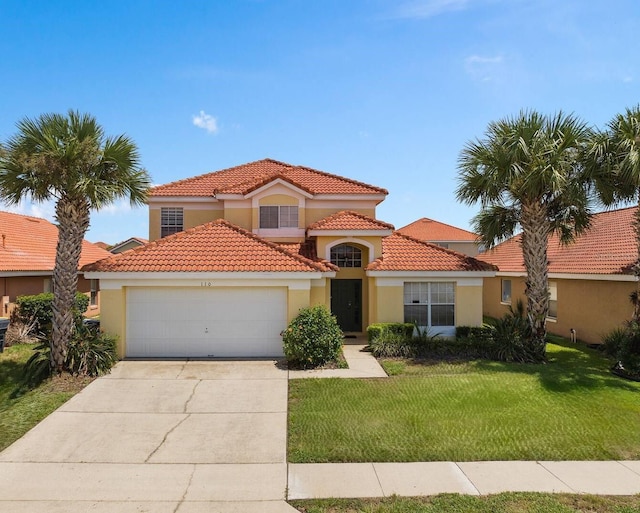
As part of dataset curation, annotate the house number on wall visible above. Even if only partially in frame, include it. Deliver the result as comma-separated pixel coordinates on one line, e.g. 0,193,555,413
200,282,212,287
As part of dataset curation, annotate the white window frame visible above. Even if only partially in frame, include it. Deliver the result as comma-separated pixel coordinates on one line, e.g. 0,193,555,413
501,279,512,304
548,281,558,320
259,205,298,229
403,282,455,335
161,207,184,238
90,279,98,307
330,244,362,268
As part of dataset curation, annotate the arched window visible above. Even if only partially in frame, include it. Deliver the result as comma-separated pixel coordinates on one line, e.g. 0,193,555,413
330,244,362,268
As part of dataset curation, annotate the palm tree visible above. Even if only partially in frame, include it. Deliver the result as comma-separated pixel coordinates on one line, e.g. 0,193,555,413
0,111,150,372
456,110,593,360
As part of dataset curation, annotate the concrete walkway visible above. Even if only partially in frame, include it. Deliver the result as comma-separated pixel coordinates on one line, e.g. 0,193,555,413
289,343,387,379
0,360,297,513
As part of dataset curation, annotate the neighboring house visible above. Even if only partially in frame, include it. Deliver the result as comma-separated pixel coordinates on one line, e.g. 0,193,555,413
94,241,110,250
476,206,639,345
398,217,481,256
84,159,495,358
0,211,112,318
109,237,149,254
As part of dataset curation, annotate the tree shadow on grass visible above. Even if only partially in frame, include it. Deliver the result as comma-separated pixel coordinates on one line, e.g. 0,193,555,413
473,339,640,393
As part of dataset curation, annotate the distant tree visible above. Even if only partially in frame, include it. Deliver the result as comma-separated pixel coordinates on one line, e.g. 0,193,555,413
0,110,150,372
456,110,593,360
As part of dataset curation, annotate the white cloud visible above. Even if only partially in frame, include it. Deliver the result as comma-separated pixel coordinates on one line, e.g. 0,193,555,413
464,54,504,82
1,198,56,223
394,0,470,19
192,110,219,134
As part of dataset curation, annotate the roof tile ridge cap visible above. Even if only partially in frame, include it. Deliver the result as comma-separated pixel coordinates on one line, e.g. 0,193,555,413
391,230,483,259
424,217,479,236
346,210,395,229
0,210,49,224
308,210,344,229
239,172,314,195
219,220,330,271
294,165,388,194
151,160,264,192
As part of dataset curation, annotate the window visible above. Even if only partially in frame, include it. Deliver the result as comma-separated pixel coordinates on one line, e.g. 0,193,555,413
501,279,512,304
259,206,298,229
161,207,183,238
404,282,455,328
90,279,98,306
548,281,557,319
330,244,362,268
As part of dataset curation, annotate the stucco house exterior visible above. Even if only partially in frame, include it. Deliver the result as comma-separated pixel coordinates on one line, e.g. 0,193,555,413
477,206,639,345
0,210,112,318
108,237,149,254
398,217,481,256
84,159,495,358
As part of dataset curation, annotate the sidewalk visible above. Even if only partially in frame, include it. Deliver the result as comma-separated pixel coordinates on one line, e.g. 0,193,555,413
286,342,640,499
288,461,640,499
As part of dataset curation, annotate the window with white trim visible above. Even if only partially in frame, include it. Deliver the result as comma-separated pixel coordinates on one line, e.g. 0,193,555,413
330,244,362,268
161,207,184,238
548,281,557,319
90,279,98,306
259,206,298,229
501,279,512,304
404,282,455,328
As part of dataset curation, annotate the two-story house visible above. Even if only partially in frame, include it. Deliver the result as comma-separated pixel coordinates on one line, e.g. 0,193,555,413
84,159,494,358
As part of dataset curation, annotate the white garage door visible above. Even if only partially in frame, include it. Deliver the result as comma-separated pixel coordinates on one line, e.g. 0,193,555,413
126,287,287,358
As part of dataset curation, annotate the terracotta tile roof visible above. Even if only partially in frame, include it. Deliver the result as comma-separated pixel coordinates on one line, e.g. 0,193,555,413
398,217,478,242
307,210,394,231
82,219,335,273
367,232,495,272
0,211,112,272
476,206,638,275
150,159,388,197
94,241,110,250
277,241,338,270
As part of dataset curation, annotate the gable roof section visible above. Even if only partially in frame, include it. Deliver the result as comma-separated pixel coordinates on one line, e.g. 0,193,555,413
82,219,335,273
0,211,112,272
476,206,638,275
398,217,478,242
150,159,388,197
307,210,394,232
367,232,495,272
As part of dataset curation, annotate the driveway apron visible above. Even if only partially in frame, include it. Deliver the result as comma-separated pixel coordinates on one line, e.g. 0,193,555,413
0,360,296,513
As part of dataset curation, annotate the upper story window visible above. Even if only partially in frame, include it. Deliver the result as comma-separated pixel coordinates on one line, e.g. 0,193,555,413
330,244,362,268
161,207,184,238
259,206,298,229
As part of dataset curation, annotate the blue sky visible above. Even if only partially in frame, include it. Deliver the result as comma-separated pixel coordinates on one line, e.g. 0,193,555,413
1,0,638,244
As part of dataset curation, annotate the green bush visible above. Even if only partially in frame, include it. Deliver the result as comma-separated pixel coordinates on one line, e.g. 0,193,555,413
282,305,343,368
21,326,118,387
369,331,414,357
14,293,89,335
606,321,640,378
367,323,414,342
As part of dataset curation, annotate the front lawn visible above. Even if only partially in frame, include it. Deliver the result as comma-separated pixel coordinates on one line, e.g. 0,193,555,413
290,493,640,512
288,338,640,462
0,344,92,451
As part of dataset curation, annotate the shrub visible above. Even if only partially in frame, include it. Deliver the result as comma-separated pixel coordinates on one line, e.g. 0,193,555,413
14,293,89,335
282,305,343,368
602,327,627,357
369,331,414,358
366,323,414,343
66,324,118,376
21,326,118,387
606,321,640,378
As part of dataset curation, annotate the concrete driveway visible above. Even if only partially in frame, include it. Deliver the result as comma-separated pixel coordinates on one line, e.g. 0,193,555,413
0,360,297,513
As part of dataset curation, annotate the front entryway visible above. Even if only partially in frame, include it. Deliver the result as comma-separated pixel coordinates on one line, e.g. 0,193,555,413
331,279,362,332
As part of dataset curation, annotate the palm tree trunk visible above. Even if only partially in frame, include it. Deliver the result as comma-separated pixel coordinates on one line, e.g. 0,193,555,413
520,201,549,361
50,197,90,373
633,192,640,322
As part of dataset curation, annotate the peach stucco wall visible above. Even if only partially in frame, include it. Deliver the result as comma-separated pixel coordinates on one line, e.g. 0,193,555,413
483,275,638,344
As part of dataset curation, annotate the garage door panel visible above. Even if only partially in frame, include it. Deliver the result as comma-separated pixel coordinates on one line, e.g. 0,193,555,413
126,287,287,358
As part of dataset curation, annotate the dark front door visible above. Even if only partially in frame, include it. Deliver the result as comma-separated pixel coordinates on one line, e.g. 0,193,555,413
331,279,362,332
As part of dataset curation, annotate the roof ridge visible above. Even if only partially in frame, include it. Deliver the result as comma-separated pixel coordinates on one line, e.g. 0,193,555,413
391,231,496,268
0,210,49,223
308,210,394,230
291,164,388,195
399,217,478,237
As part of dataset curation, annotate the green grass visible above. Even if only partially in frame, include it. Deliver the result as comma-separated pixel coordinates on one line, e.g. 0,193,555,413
288,338,640,462
0,343,92,451
289,493,640,512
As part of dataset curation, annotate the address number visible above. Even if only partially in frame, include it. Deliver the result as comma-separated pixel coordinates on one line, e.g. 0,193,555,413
200,282,212,287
